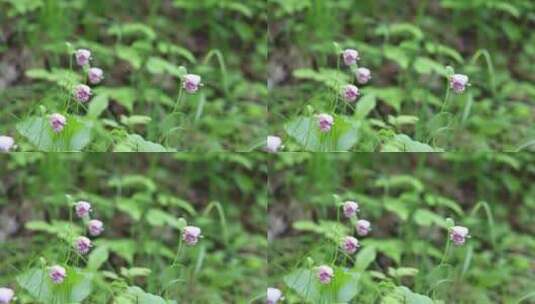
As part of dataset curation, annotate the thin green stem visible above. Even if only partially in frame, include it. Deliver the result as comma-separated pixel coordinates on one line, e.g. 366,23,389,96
440,234,451,265
172,86,184,114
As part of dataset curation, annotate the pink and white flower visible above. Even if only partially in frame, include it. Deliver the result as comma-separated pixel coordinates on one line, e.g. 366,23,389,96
75,236,92,255
183,226,202,245
450,74,469,94
450,226,470,246
88,219,104,236
341,236,359,254
75,49,91,66
342,49,360,66
0,136,15,152
316,113,334,132
267,287,283,304
182,74,202,93
343,84,359,102
356,68,371,84
74,84,92,103
317,265,334,284
49,265,67,284
75,201,91,218
88,68,104,84
356,219,371,236
266,136,282,153
343,201,359,218
0,287,14,304
49,113,67,133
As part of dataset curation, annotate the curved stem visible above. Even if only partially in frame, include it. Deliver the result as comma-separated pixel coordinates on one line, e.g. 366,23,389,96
439,235,451,265
440,84,451,113
171,238,184,267
172,86,184,114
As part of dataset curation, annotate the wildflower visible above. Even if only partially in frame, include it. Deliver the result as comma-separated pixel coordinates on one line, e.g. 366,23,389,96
74,84,92,103
0,136,15,152
342,201,359,218
0,287,14,304
343,84,359,102
75,201,91,218
356,68,371,84
341,236,359,254
266,287,283,304
342,49,360,66
49,265,67,284
49,113,67,133
88,219,104,236
88,68,104,84
449,74,469,94
75,49,91,66
75,236,92,255
266,136,282,153
450,226,470,246
182,74,202,94
316,265,334,284
316,113,334,132
183,226,202,245
356,219,371,236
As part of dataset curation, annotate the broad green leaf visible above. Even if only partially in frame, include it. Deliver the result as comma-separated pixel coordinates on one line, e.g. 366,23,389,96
354,246,377,272
116,286,171,304
383,45,409,69
87,94,109,118
354,94,376,120
120,267,151,279
87,246,109,271
285,116,359,151
146,208,185,230
97,239,136,265
413,209,448,228
362,239,403,264
114,134,170,152
382,134,438,152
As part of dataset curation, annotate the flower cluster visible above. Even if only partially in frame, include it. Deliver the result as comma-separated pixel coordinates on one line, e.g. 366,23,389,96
182,225,202,246
182,74,202,94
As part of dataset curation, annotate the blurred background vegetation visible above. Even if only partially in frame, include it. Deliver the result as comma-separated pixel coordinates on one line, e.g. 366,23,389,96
0,153,267,303
268,0,535,151
268,153,535,303
0,0,267,151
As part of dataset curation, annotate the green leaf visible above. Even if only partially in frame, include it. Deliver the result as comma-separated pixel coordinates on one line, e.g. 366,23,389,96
87,94,109,118
97,239,136,265
87,246,109,271
146,208,185,230
354,246,377,272
354,94,377,120
413,209,448,228
114,134,170,152
382,134,438,152
120,267,152,279
384,45,409,69
117,286,170,304
413,57,448,76
285,116,359,151
108,23,157,40
116,45,142,69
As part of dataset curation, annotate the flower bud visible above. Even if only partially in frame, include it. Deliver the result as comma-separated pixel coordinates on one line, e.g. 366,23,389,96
341,236,359,254
342,49,359,66
342,201,359,218
356,219,371,236
75,236,92,255
450,225,470,246
0,136,15,152
182,74,202,94
88,219,104,236
49,113,67,133
183,226,202,245
88,68,104,84
343,84,359,102
0,287,14,304
75,201,92,218
75,49,91,66
266,287,283,304
74,84,92,103
266,136,282,153
450,74,469,94
356,67,371,84
49,265,67,284
316,113,334,132
316,265,334,284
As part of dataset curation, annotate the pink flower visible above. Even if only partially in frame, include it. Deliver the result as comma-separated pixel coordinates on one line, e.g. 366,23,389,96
342,49,360,66
88,219,104,236
182,74,202,93
0,287,14,304
316,265,334,284
343,84,359,102
49,113,67,133
316,113,334,132
341,236,359,254
356,68,371,84
88,68,104,84
343,201,359,218
74,84,92,103
356,219,371,236
266,136,282,153
49,265,67,284
0,136,15,152
450,74,469,94
75,201,92,218
183,226,202,245
267,287,283,304
75,236,92,255
75,49,91,66
450,226,470,246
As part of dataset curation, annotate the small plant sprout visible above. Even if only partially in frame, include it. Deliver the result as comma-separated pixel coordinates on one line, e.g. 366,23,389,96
342,84,360,102
74,84,92,103
0,287,14,304
49,113,67,133
75,49,91,66
449,74,470,94
0,136,15,152
266,287,283,304
316,113,334,132
182,225,202,246
356,219,371,236
88,219,104,236
266,135,283,153
450,226,470,246
342,49,360,66
182,74,202,94
342,201,359,218
75,201,92,218
75,236,92,255
48,265,67,284
341,236,359,254
88,67,104,85
356,67,371,84
316,265,334,284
